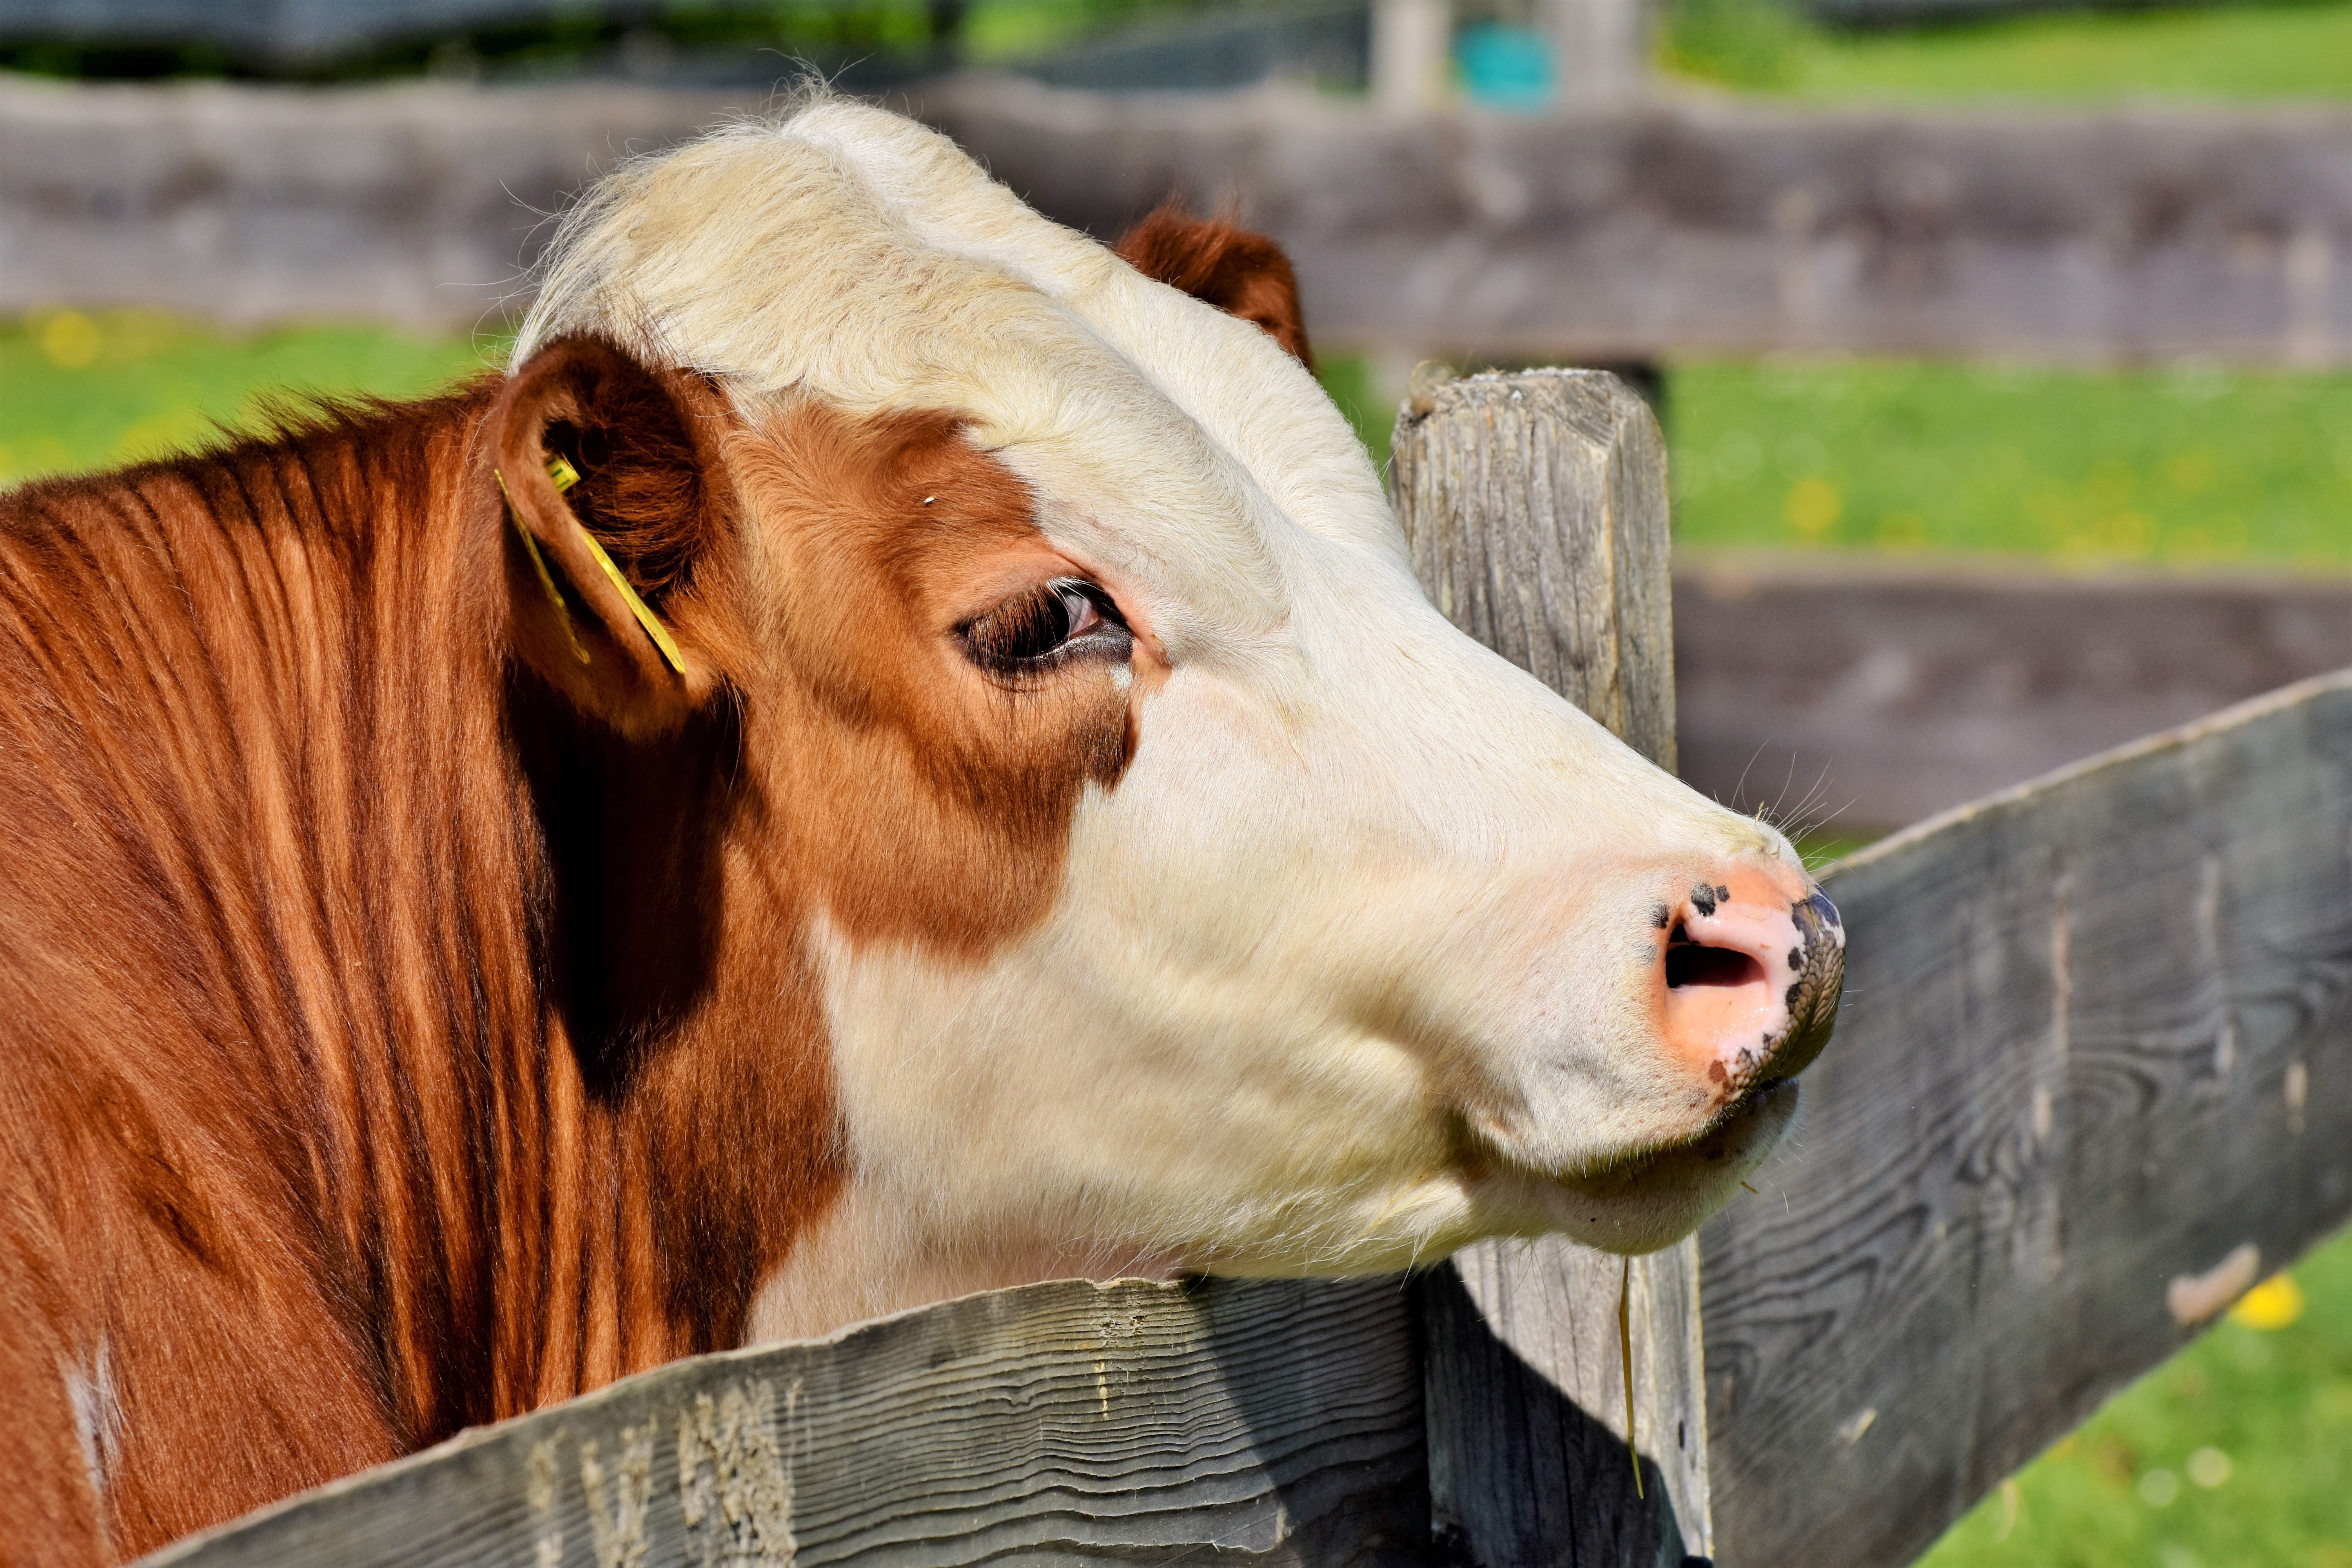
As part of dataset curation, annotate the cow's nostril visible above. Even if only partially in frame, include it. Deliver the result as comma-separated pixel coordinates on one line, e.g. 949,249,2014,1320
1660,880,1840,1095
1665,927,1767,991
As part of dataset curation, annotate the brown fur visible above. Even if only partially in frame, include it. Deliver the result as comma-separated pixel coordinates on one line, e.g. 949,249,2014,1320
1116,203,1315,368
0,336,1136,1563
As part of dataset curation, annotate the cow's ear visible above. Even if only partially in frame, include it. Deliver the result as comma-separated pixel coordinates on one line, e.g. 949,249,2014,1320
1114,202,1313,369
488,335,742,737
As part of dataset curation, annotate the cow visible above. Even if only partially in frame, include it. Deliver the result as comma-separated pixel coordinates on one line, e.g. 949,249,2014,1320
0,95,1841,1566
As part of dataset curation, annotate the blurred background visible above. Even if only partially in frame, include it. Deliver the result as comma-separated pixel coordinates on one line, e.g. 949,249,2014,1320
3,2,2350,1562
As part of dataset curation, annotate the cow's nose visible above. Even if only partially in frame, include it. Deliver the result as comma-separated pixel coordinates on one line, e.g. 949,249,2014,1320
1764,891,1845,1081
1657,874,1845,1100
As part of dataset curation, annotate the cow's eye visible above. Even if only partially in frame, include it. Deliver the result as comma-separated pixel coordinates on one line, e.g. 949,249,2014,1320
961,578,1130,675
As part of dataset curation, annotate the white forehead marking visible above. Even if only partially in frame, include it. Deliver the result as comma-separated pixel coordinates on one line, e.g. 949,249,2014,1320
515,94,1400,654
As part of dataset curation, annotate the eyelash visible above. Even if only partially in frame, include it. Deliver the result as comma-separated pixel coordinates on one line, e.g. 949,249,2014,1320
959,578,1131,677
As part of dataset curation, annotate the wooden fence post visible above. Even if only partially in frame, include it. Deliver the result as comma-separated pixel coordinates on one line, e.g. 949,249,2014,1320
1371,0,1453,114
1541,0,1651,106
1391,368,1709,1568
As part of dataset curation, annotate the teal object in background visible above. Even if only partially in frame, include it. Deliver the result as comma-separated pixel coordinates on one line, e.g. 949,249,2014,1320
1456,23,1555,107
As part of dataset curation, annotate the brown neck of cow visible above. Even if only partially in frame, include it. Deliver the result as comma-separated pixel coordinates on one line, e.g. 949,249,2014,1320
0,392,836,1550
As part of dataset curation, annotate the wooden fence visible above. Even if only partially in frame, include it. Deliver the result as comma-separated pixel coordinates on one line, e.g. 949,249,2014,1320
13,72,2352,368
1700,661,2352,1565
920,79,2352,367
1673,560,2352,833
129,372,2352,1568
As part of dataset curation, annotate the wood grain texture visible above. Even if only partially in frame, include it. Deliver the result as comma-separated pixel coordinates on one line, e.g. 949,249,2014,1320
1699,670,2352,1567
1423,1240,1709,1568
1392,369,1677,774
136,1276,1428,1568
1392,369,1708,1566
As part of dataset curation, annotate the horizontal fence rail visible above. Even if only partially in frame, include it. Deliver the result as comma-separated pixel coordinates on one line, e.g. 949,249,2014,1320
12,72,2352,367
923,80,2352,365
1701,668,2352,1565
1673,561,2352,833
144,1276,1432,1568
0,73,726,327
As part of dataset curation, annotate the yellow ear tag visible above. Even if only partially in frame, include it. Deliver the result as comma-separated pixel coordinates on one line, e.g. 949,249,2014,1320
497,468,589,666
577,529,688,677
543,454,688,678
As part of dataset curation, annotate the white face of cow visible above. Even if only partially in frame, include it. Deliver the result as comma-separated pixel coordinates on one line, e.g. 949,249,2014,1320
514,96,1841,1343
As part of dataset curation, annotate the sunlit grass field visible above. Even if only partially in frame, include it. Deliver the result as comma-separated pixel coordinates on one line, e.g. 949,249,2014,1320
1922,1253,2352,1568
1325,354,2352,571
0,310,494,485
1661,0,2352,100
1791,2,2352,102
3,307,2350,1567
1668,359,2352,568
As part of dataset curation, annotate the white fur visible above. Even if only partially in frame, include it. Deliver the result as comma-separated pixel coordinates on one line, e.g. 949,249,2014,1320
516,96,1808,1345
64,1338,122,1528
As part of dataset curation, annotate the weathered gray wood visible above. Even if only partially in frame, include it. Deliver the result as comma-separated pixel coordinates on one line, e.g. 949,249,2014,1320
922,83,2352,368
16,74,2352,368
1393,368,1677,774
0,73,738,328
1541,0,1648,107
1392,369,1706,1566
138,1275,1428,1568
1699,669,2352,1567
1371,0,1451,114
1423,1240,1709,1568
1673,559,2352,833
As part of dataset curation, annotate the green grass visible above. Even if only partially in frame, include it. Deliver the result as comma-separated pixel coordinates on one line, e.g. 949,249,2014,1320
1918,1231,2352,1568
1661,0,2352,101
1666,359,2352,568
1315,353,1399,472
1325,356,2352,570
1792,826,1883,867
962,0,1205,62
0,309,497,487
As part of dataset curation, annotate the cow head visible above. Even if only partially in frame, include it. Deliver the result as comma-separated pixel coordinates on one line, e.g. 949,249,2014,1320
487,98,1841,1343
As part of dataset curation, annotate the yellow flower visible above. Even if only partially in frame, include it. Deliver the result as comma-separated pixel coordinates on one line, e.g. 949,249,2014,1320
2229,1272,2304,1331
1785,476,1842,536
38,310,102,370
